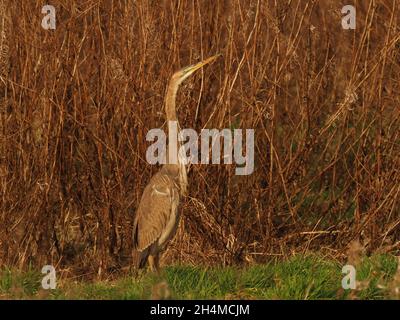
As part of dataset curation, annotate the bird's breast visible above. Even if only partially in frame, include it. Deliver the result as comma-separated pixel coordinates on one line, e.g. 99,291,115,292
157,188,181,251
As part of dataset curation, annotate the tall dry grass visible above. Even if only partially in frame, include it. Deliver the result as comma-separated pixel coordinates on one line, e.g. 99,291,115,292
0,0,399,277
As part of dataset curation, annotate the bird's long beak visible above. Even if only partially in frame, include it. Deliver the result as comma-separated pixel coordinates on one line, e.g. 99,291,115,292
185,54,221,74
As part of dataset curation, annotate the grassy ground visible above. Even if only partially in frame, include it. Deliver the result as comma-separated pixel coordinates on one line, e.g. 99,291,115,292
0,254,399,300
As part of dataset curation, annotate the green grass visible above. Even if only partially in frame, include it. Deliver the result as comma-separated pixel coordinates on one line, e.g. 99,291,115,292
0,254,398,300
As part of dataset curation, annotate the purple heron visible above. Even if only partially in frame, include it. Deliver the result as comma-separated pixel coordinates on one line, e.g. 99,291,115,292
132,55,220,272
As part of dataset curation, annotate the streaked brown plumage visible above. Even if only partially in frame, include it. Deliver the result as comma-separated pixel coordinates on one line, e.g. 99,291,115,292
133,55,220,272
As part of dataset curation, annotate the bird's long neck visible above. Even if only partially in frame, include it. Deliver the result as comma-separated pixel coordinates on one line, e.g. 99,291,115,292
165,77,188,195
165,79,178,122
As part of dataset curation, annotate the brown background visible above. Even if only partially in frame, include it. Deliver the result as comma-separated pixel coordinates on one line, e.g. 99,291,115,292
0,0,399,278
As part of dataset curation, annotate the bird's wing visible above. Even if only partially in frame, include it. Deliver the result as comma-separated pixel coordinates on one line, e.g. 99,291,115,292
133,176,176,252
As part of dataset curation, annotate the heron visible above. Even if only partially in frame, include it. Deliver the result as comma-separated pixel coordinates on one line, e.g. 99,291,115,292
132,54,220,272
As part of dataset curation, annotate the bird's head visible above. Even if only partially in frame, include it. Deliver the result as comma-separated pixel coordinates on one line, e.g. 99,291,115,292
172,54,221,85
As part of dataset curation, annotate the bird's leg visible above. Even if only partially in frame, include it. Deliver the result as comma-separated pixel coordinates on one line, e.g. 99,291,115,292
154,253,160,273
148,255,156,273
148,254,160,273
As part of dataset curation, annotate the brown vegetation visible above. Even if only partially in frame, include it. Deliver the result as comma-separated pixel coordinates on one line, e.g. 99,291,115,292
0,0,399,277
